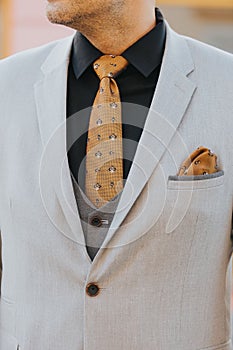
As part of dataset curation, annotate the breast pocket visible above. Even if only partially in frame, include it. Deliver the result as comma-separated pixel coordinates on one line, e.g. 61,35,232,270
165,170,225,234
167,170,224,190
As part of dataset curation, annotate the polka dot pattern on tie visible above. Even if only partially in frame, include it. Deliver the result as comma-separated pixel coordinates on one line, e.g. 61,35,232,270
85,55,129,208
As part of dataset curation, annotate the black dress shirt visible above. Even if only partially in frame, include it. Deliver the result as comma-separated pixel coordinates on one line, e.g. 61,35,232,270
67,7,166,192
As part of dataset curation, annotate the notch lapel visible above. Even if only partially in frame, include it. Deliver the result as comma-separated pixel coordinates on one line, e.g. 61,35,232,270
33,23,198,265
34,34,86,247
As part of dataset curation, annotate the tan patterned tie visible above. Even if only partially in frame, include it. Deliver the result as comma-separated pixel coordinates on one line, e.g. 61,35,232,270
85,55,129,208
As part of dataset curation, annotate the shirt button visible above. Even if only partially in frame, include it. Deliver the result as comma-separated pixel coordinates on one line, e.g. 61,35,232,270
90,215,102,227
86,283,100,297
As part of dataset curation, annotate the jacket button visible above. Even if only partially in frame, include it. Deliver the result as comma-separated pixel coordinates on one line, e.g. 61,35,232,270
90,215,102,227
86,283,100,297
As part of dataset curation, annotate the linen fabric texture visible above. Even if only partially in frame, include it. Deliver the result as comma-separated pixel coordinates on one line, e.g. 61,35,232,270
0,20,233,350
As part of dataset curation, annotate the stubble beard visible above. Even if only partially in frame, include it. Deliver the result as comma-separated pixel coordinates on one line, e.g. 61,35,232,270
46,1,125,35
46,2,94,32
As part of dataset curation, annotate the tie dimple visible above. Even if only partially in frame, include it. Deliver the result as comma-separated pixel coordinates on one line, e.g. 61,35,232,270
85,55,128,208
93,55,128,79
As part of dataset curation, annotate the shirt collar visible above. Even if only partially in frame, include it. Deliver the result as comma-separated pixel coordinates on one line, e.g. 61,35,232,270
71,7,166,79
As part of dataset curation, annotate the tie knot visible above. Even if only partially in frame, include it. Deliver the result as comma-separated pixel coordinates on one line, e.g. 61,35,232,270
93,55,128,80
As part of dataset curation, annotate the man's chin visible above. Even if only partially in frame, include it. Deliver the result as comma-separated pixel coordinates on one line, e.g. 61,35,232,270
46,13,65,25
46,3,89,30
46,3,71,25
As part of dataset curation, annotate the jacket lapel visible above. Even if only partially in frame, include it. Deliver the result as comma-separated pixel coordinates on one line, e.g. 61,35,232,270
34,34,86,246
99,22,197,252
34,23,197,262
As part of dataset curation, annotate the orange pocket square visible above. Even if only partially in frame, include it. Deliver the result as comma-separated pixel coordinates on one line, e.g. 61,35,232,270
178,146,219,176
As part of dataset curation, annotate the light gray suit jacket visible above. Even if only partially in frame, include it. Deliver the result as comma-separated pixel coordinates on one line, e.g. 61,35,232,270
0,20,233,350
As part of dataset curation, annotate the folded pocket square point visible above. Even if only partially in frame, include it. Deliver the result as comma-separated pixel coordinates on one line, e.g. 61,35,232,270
177,145,219,176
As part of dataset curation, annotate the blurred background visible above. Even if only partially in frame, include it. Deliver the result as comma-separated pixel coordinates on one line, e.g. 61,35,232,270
0,0,233,330
0,0,232,58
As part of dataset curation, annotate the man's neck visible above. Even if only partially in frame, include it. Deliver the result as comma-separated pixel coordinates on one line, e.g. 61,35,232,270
76,6,156,55
85,18,156,55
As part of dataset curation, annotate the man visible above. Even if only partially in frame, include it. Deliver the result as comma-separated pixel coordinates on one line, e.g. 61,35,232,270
0,0,233,349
